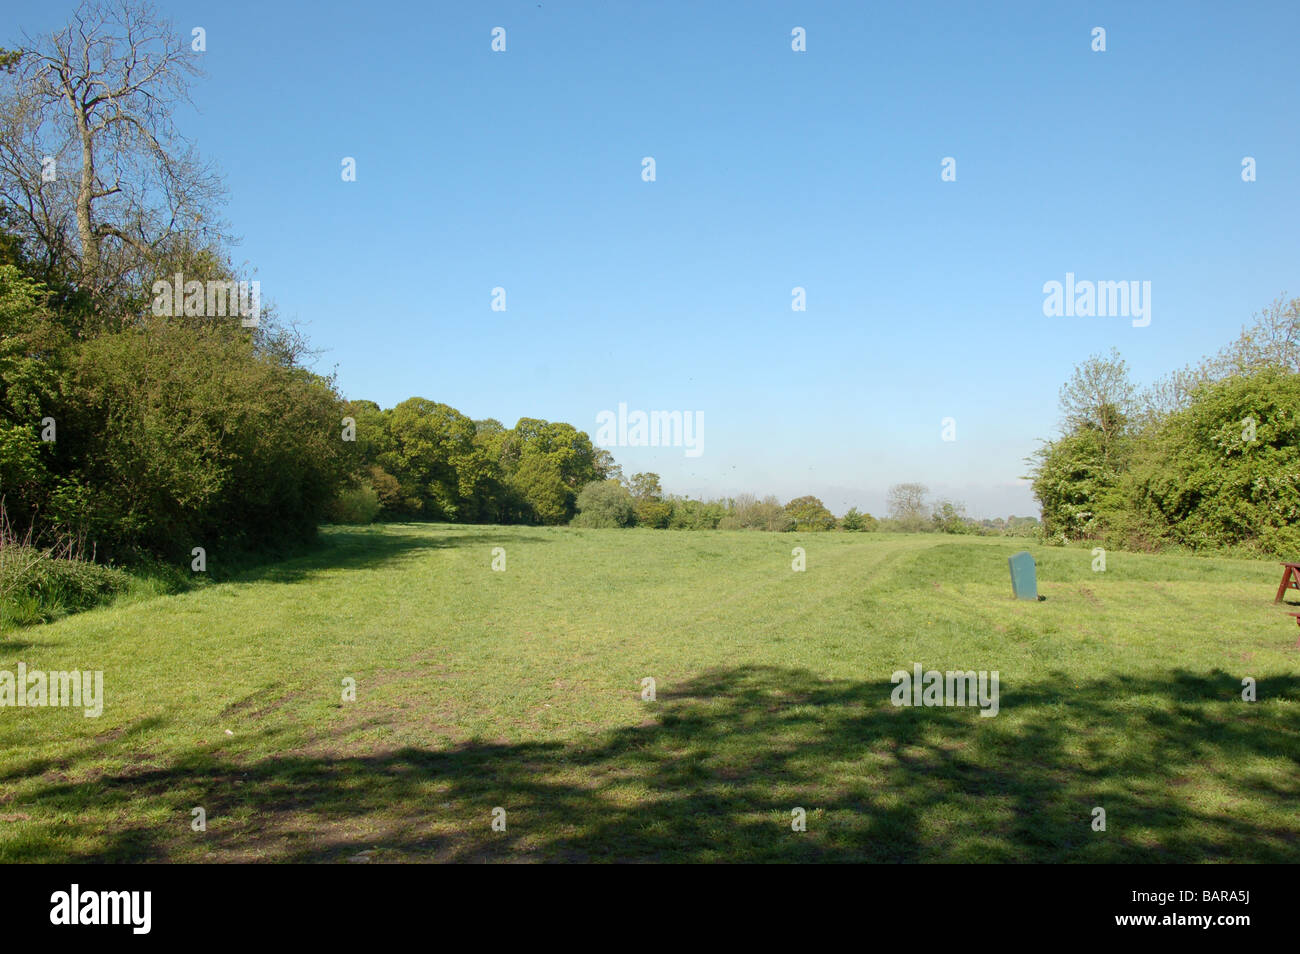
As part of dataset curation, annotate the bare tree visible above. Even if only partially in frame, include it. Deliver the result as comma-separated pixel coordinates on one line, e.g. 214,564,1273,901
0,0,223,294
886,482,930,531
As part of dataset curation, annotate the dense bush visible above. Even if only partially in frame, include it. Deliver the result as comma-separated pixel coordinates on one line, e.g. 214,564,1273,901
1030,300,1300,555
720,493,793,531
840,507,878,531
1127,368,1300,554
931,500,974,534
784,495,837,531
667,497,728,530
328,482,382,525
2,224,353,566
573,480,636,528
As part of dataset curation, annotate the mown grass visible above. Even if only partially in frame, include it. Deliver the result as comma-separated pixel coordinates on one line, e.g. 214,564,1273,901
1,524,1296,862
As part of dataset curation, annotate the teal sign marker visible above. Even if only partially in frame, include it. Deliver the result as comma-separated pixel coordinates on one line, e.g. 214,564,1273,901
1008,550,1038,601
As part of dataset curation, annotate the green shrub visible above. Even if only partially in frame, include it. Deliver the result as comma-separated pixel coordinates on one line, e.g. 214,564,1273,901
840,507,879,531
1125,368,1300,554
667,497,728,530
573,480,635,528
0,544,130,625
42,317,351,561
783,495,837,531
725,494,791,531
634,498,673,529
328,482,382,524
932,500,974,534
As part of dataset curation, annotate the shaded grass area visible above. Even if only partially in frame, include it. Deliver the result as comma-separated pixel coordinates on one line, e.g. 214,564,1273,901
1,525,1297,862
0,523,418,629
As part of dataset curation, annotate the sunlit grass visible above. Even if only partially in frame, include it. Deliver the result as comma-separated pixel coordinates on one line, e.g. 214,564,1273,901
1,525,1296,862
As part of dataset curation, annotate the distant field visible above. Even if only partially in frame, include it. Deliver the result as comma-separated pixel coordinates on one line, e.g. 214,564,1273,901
1,524,1296,862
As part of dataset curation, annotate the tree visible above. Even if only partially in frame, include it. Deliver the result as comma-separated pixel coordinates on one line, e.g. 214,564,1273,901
931,499,971,534
840,506,878,531
783,495,837,531
593,447,622,484
886,483,930,531
719,493,791,531
507,418,600,490
0,1,224,295
1029,350,1138,540
625,471,671,527
509,452,570,525
384,398,483,520
342,399,390,472
1058,349,1136,464
626,472,663,501
329,402,615,527
572,479,635,528
365,464,403,515
0,262,67,521
1028,428,1119,540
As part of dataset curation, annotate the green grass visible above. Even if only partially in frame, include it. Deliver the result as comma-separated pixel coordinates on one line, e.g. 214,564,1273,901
1,524,1297,862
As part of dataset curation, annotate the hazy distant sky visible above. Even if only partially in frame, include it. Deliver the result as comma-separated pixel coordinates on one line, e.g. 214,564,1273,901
16,1,1298,517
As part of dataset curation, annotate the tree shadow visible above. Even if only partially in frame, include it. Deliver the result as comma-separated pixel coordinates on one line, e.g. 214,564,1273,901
0,635,56,651
209,527,554,586
9,665,1299,863
4,526,555,633
0,715,168,786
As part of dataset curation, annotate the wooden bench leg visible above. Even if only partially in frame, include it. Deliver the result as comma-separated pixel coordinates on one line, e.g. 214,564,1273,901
1276,568,1296,603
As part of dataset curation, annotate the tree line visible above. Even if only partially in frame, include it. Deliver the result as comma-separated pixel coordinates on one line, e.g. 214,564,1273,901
333,400,615,526
567,475,1037,534
332,408,1041,536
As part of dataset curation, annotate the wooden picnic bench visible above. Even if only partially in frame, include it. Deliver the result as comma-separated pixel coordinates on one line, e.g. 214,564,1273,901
1274,562,1300,603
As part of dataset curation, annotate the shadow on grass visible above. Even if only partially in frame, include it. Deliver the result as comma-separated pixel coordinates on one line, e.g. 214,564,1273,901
223,527,553,587
2,527,554,632
0,635,56,651
1,522,548,634
0,715,169,786
10,666,1299,863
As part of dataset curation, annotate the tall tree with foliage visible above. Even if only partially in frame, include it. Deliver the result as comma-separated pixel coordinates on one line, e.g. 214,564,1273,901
783,495,837,531
1030,349,1136,539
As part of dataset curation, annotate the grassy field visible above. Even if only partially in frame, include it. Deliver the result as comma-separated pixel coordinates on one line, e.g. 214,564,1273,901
1,524,1297,863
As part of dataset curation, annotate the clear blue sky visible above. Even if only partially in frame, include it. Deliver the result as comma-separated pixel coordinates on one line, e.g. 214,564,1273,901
19,1,1299,517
